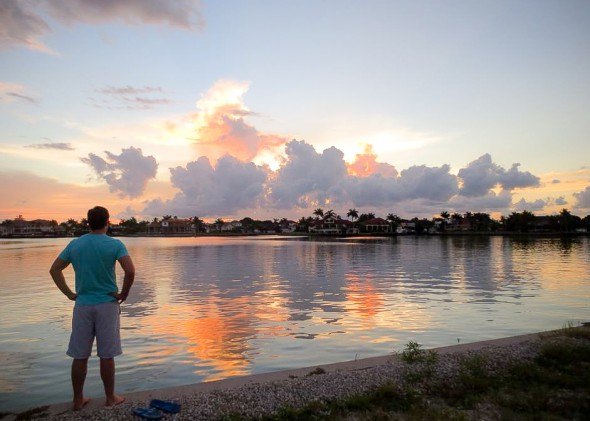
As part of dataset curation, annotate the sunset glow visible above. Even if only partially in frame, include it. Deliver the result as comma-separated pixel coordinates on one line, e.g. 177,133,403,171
1,1,589,221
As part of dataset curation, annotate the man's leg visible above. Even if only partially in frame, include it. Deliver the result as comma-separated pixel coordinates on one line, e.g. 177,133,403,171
96,302,124,406
71,358,90,410
67,305,94,411
100,358,125,406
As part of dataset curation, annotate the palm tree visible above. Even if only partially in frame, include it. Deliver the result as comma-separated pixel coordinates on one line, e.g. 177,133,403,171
439,211,450,232
347,208,358,222
192,216,203,235
464,212,474,230
215,218,224,232
313,208,324,219
386,213,401,223
559,208,573,232
324,209,336,219
63,218,78,235
386,213,401,232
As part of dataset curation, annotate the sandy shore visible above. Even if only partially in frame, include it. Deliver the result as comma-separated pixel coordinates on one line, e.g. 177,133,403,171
0,330,557,420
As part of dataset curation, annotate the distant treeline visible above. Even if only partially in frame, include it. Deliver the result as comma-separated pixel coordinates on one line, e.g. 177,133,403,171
3,208,587,237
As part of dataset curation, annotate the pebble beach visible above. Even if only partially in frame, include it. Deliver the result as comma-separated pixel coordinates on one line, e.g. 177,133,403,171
11,330,563,420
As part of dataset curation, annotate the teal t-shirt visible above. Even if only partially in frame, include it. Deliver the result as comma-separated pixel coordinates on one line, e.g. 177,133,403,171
58,234,129,306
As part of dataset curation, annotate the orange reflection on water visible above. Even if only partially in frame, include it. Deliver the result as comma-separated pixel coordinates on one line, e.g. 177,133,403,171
134,285,291,381
136,298,253,380
343,273,434,335
344,274,382,326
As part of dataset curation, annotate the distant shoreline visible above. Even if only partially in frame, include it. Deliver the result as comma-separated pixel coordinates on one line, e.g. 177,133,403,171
1,231,589,240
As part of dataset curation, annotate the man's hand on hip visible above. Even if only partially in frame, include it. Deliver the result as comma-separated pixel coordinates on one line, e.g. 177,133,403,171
110,292,128,304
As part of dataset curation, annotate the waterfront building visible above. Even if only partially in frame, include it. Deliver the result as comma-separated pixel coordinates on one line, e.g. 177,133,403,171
360,218,391,233
147,218,193,235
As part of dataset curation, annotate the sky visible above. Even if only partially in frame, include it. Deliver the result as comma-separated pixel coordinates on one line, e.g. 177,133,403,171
1,0,590,222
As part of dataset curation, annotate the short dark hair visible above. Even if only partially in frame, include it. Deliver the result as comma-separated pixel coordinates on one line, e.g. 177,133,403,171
87,206,109,230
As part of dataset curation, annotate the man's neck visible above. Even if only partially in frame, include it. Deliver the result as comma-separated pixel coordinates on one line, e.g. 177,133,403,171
90,227,108,235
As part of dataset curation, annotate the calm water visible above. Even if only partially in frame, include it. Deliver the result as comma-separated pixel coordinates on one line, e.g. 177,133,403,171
1,235,589,411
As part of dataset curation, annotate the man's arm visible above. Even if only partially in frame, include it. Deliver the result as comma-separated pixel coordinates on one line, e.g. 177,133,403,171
115,255,135,303
49,258,76,301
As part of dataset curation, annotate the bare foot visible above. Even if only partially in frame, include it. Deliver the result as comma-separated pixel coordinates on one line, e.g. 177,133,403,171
73,397,91,411
105,395,125,407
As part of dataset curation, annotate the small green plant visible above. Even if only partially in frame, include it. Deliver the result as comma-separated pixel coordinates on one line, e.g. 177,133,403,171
401,340,424,363
424,349,439,364
400,341,438,364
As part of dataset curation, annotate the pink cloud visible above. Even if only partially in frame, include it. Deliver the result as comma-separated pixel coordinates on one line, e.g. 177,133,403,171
182,80,288,163
346,144,398,178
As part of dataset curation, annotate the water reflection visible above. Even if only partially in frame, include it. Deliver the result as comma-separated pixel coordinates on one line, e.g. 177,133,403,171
0,236,589,411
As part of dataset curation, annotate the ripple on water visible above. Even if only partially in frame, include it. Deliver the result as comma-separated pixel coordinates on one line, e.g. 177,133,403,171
0,235,589,412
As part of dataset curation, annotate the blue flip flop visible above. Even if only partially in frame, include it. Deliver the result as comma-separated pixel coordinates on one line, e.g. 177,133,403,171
132,407,163,420
150,399,181,414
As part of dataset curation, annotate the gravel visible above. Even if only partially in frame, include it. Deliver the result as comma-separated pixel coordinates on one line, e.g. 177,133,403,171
32,339,543,420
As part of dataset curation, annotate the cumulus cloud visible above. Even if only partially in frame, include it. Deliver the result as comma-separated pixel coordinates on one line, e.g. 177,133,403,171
341,165,458,207
573,186,590,211
498,163,540,190
555,196,567,206
144,155,268,217
398,165,458,201
126,134,545,218
552,179,561,184
81,146,158,199
346,144,398,178
458,154,539,196
184,80,288,163
339,175,400,208
268,140,348,209
266,140,458,210
1,0,204,52
458,154,502,197
513,198,547,212
26,142,74,150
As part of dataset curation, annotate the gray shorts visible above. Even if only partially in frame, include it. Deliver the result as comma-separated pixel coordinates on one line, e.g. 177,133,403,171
67,301,122,359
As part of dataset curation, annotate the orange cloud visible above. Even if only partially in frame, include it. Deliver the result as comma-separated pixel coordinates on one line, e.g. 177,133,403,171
182,80,287,163
346,144,398,178
195,107,286,163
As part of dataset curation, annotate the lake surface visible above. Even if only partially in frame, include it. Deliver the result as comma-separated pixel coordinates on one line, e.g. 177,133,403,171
1,235,589,411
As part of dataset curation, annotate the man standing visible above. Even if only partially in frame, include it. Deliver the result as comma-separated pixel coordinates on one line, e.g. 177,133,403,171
50,206,135,410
